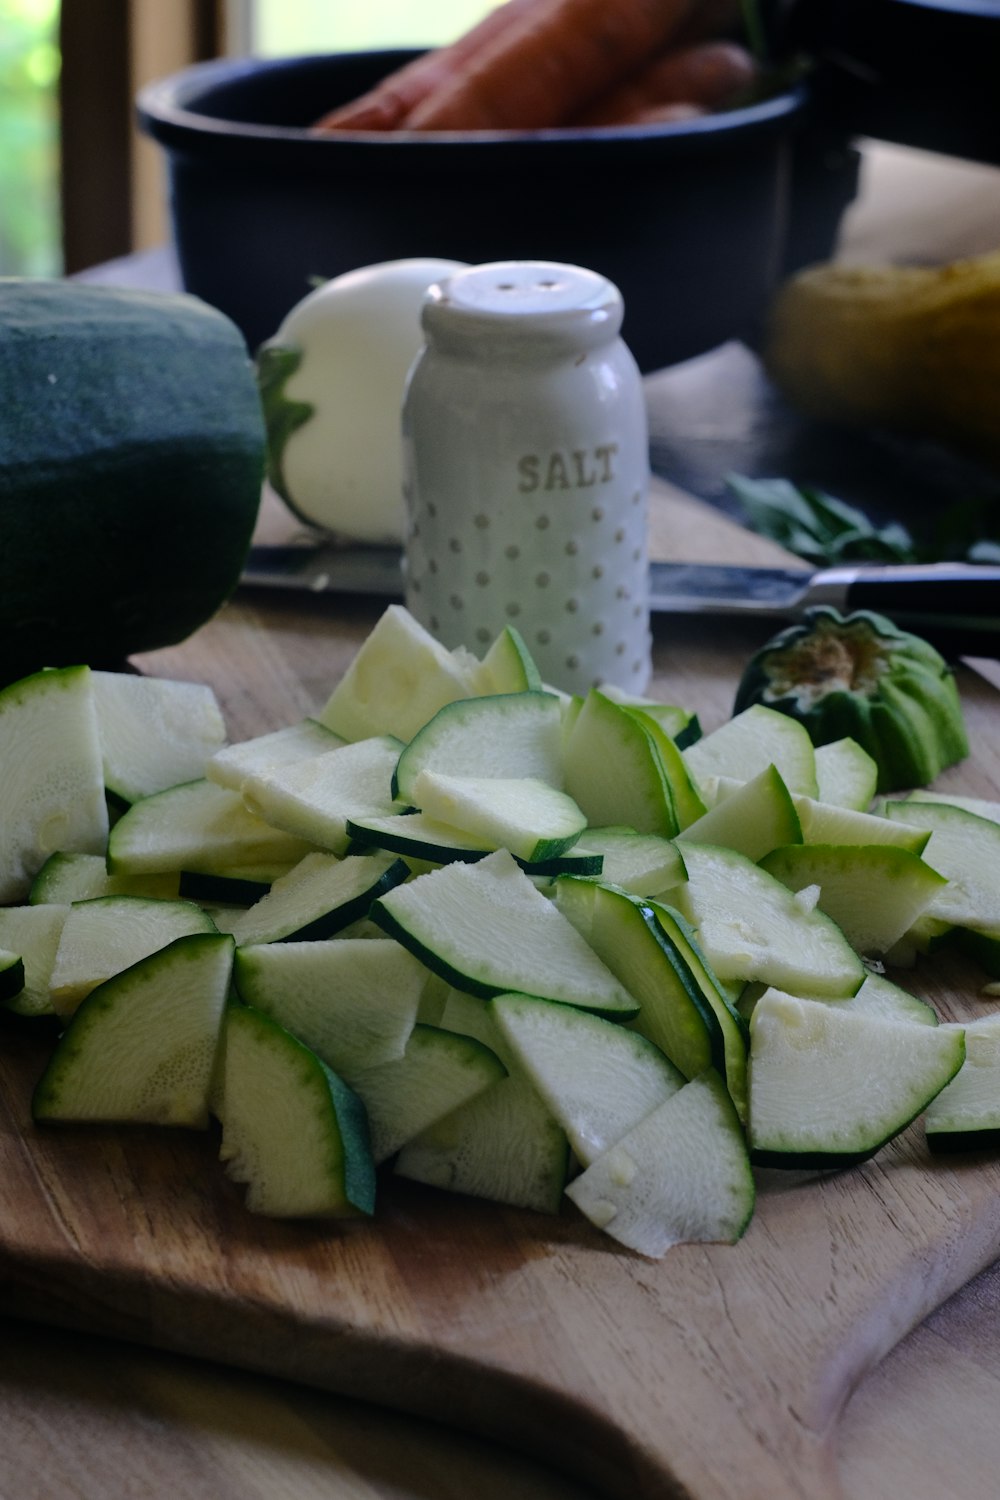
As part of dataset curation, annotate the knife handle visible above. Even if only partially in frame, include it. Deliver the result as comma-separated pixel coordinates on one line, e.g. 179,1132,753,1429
838,564,1000,625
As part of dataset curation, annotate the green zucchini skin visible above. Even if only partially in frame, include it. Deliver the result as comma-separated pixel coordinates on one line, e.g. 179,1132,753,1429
0,280,265,682
733,606,968,793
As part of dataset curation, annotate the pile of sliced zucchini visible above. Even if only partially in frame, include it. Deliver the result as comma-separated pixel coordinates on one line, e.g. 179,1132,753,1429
1,606,997,1257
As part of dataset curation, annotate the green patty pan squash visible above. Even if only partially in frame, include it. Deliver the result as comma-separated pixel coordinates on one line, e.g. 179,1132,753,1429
734,607,968,794
0,280,265,683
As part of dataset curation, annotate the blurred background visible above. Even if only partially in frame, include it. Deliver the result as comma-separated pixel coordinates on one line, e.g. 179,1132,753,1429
4,2,1000,289
0,0,499,279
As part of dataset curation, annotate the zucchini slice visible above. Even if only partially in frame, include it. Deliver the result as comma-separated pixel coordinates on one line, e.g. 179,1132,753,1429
0,904,69,1020
227,851,409,946
347,810,603,877
49,894,218,1016
317,604,480,744
678,763,801,862
760,842,948,957
748,991,965,1169
371,849,638,1016
206,718,344,792
410,770,587,864
92,671,227,805
490,991,685,1166
0,665,108,904
555,880,723,1085
216,1002,375,1218
674,842,865,998
33,932,234,1127
241,735,403,857
566,1069,755,1258
108,778,316,876
233,937,426,1078
926,1017,1000,1152
352,1022,507,1165
682,704,819,800
393,691,564,802
30,851,180,904
394,990,568,1214
562,690,678,838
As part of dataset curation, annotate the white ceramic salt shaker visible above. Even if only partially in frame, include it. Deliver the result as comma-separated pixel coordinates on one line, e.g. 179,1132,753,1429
401,260,651,695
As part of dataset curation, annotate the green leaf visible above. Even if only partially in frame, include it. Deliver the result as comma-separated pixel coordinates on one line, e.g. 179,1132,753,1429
255,341,314,507
725,474,918,567
726,473,1000,567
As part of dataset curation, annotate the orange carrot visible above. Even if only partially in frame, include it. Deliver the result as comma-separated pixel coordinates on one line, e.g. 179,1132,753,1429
574,40,757,127
312,0,536,132
405,0,705,132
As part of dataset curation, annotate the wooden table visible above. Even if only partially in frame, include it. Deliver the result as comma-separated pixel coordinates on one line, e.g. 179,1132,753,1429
4,139,1000,1500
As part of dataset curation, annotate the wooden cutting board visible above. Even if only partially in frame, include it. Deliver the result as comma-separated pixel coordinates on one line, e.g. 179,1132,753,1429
2,519,999,1500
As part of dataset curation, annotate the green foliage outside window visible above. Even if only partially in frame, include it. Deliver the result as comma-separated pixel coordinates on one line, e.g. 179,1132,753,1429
0,0,61,276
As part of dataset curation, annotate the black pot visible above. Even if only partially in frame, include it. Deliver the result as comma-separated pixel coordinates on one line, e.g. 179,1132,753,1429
137,50,859,373
787,0,1000,167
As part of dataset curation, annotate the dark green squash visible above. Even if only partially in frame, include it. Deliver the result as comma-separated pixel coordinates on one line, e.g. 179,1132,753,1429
733,606,968,793
0,279,265,683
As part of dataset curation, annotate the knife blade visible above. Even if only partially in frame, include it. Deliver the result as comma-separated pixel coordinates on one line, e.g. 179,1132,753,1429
240,546,1000,652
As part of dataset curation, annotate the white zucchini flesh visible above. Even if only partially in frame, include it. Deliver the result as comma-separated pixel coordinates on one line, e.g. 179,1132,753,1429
572,826,685,898
233,937,427,1077
556,880,721,1084
410,770,587,864
394,990,568,1214
675,842,865,998
317,603,480,743
216,1002,375,1219
793,796,930,851
351,1022,507,1164
566,1069,755,1258
108,779,316,876
33,932,234,1127
883,800,1000,932
0,664,108,904
490,992,685,1166
682,704,819,800
677,763,801,862
562,690,677,838
926,1018,1000,1148
813,737,878,812
0,903,69,1018
92,671,227,804
241,735,403,857
744,973,939,1028
619,706,707,829
759,843,948,957
747,992,966,1167
471,625,542,695
594,683,695,743
29,851,180,905
226,851,409,946
904,790,1000,826
206,718,344,792
347,810,496,861
348,811,602,876
393,691,565,803
646,900,750,1124
48,895,218,1017
372,848,638,1014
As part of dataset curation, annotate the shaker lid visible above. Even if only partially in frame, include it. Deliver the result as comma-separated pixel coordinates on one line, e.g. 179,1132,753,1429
422,260,624,352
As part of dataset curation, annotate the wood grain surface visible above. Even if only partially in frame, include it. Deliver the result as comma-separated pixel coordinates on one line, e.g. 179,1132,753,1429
1,478,999,1500
6,136,1000,1498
